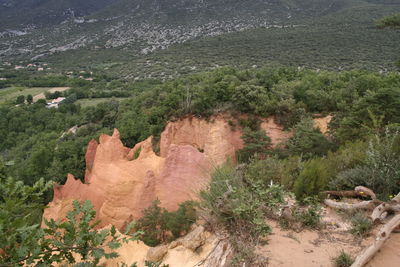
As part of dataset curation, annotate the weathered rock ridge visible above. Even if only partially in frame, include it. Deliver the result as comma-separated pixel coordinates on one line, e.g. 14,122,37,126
44,115,294,228
46,116,236,227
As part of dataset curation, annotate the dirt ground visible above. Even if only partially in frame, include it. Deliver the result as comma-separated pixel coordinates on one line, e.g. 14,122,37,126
258,210,400,267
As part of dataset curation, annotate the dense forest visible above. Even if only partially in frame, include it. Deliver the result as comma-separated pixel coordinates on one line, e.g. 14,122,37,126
1,67,400,188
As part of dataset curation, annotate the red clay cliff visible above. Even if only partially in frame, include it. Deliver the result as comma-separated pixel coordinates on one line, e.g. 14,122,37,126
44,115,293,229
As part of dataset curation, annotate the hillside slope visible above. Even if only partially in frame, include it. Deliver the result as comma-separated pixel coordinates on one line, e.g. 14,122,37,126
0,0,119,30
0,0,380,64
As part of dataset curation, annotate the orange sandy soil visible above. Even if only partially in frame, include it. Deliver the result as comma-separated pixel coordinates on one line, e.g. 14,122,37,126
259,213,400,267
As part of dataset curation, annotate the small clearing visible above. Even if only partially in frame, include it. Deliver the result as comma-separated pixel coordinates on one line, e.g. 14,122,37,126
33,87,70,102
75,97,128,108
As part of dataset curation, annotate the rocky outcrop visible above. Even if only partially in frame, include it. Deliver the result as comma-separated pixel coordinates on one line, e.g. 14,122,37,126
160,115,243,165
96,225,232,267
260,117,292,146
44,115,292,229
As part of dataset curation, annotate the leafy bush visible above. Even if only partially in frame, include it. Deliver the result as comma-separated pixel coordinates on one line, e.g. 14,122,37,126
285,117,334,160
331,129,400,200
376,13,400,28
334,251,354,267
164,201,197,239
135,200,197,246
293,158,330,200
350,212,372,237
237,127,272,163
200,165,290,237
293,197,322,228
246,156,304,190
15,95,25,104
135,200,166,247
200,164,289,265
0,177,138,266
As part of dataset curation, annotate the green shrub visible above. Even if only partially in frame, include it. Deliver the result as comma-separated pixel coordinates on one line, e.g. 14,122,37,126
200,165,271,238
293,197,322,229
331,130,400,200
135,200,166,247
238,116,261,131
135,200,197,246
246,156,304,190
133,147,142,160
237,127,272,163
285,117,335,160
376,13,400,29
144,261,169,267
200,165,290,236
334,251,354,267
200,164,289,265
274,98,307,129
15,95,25,104
350,212,372,237
164,201,197,239
293,158,330,200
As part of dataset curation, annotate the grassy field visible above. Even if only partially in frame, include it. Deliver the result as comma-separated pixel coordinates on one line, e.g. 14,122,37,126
75,97,128,108
0,87,54,104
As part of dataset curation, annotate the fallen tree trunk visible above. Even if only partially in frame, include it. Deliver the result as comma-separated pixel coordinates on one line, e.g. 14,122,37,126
324,187,400,266
354,186,377,201
323,186,378,200
351,214,400,267
371,203,400,223
324,199,376,210
322,190,363,198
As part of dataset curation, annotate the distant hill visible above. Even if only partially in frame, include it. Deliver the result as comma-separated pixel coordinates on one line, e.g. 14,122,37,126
1,0,399,77
0,0,119,30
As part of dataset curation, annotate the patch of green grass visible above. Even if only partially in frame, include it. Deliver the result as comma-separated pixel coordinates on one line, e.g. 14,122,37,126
75,97,128,108
333,250,354,267
0,87,53,103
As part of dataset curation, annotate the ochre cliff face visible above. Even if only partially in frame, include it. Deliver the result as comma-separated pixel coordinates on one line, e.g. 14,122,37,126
160,115,244,165
44,115,293,229
260,117,292,146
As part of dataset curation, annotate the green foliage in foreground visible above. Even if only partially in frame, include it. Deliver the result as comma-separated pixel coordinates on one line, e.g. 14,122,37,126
376,13,400,29
200,164,286,240
0,177,139,266
135,200,197,247
200,164,322,265
293,197,321,229
331,129,400,200
294,158,331,200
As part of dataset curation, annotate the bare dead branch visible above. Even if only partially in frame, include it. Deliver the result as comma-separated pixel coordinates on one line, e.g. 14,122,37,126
351,214,400,267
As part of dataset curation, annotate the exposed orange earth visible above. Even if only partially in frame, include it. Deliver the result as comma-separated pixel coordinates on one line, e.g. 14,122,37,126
44,114,400,267
44,114,330,229
44,115,292,228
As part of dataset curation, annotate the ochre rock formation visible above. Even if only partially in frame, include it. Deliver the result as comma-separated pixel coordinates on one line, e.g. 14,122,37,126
260,117,292,146
44,115,293,229
160,115,243,165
